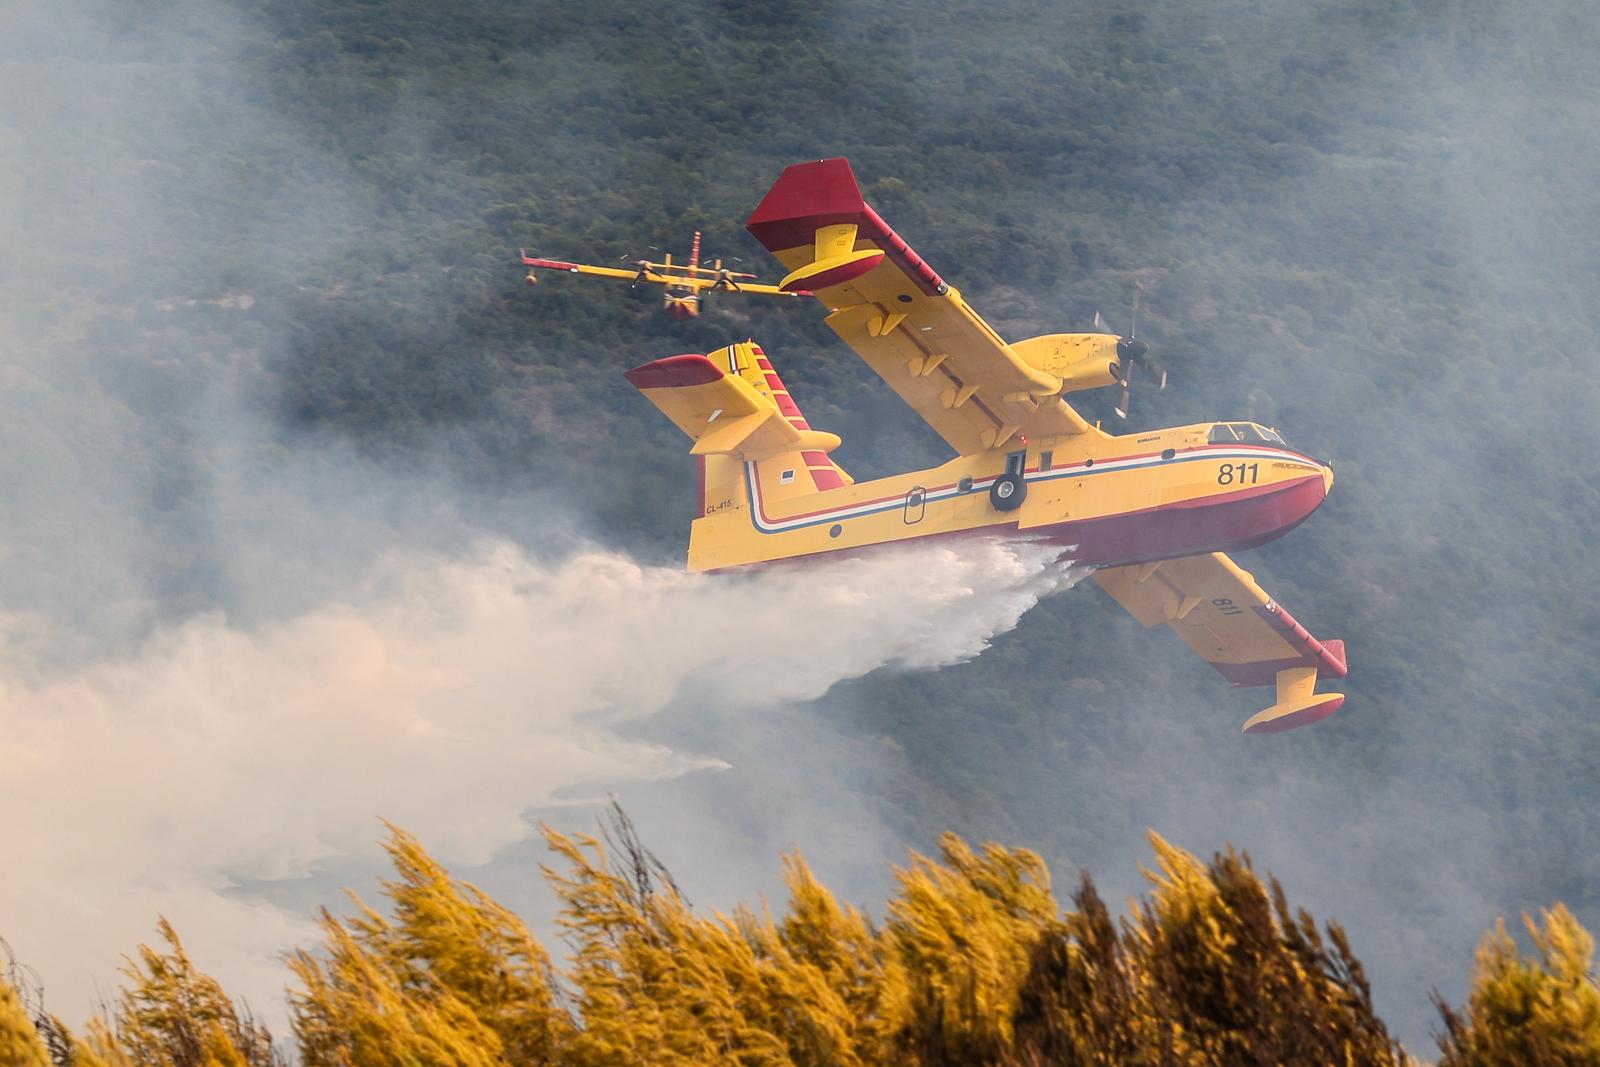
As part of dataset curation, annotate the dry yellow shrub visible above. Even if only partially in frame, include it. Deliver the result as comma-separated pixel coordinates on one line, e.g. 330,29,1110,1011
543,825,793,1065
289,823,570,1065
15,812,1600,1067
884,833,1057,1064
777,852,905,1063
0,976,50,1067
1436,902,1600,1066
291,910,507,1066
114,918,277,1067
65,1017,138,1067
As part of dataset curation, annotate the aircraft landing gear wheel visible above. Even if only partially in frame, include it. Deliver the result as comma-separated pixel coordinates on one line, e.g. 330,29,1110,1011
990,472,1026,512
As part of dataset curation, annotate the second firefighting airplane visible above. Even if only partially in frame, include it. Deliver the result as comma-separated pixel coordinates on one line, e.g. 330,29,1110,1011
626,159,1348,734
521,230,807,320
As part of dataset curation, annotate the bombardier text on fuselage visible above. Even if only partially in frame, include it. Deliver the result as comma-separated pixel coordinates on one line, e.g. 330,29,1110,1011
626,159,1348,734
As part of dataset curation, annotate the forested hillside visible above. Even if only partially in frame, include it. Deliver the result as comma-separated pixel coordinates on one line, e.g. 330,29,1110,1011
4,0,1599,1048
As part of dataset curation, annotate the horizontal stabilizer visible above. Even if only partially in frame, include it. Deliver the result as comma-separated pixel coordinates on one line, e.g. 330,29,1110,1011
690,410,771,455
625,353,840,458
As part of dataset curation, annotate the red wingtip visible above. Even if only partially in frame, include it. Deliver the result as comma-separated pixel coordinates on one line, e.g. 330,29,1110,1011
747,158,948,297
624,354,723,390
746,158,869,252
521,255,581,272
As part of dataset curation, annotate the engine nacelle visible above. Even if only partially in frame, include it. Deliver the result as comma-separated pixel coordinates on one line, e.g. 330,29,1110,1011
1011,334,1122,394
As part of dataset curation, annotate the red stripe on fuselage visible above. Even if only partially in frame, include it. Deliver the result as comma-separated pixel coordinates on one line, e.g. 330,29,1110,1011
748,463,1325,565
748,446,1319,527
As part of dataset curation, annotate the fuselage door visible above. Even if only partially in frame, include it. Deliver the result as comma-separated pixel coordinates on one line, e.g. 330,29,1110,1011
903,486,927,524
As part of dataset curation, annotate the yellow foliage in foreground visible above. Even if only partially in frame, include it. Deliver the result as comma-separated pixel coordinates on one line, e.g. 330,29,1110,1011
1435,903,1600,1066
3,810,1597,1066
0,980,50,1067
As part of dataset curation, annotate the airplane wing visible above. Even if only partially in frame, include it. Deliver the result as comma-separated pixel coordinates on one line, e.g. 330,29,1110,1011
1092,552,1348,733
520,254,677,285
746,158,1103,456
521,254,808,297
699,279,809,297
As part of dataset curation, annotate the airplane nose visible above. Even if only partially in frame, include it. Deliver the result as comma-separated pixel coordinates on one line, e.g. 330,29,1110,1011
1322,463,1335,495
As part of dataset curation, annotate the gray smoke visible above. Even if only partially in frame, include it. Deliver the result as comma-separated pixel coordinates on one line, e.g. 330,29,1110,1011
0,0,1082,1028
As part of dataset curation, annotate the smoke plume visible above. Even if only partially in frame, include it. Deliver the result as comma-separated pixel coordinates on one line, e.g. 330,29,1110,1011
0,532,1077,1022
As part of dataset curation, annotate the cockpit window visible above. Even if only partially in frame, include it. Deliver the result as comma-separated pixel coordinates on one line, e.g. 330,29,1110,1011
1211,422,1287,446
1234,424,1269,443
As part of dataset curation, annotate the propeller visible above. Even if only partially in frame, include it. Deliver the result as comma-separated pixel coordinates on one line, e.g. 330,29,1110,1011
621,247,661,285
629,261,651,288
1099,288,1167,419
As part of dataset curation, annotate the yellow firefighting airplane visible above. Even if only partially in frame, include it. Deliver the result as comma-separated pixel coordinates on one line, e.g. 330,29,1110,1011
521,230,808,320
626,159,1347,734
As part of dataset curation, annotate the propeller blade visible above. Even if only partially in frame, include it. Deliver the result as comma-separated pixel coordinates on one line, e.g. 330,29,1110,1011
1113,364,1139,419
1093,309,1111,334
1105,283,1160,415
